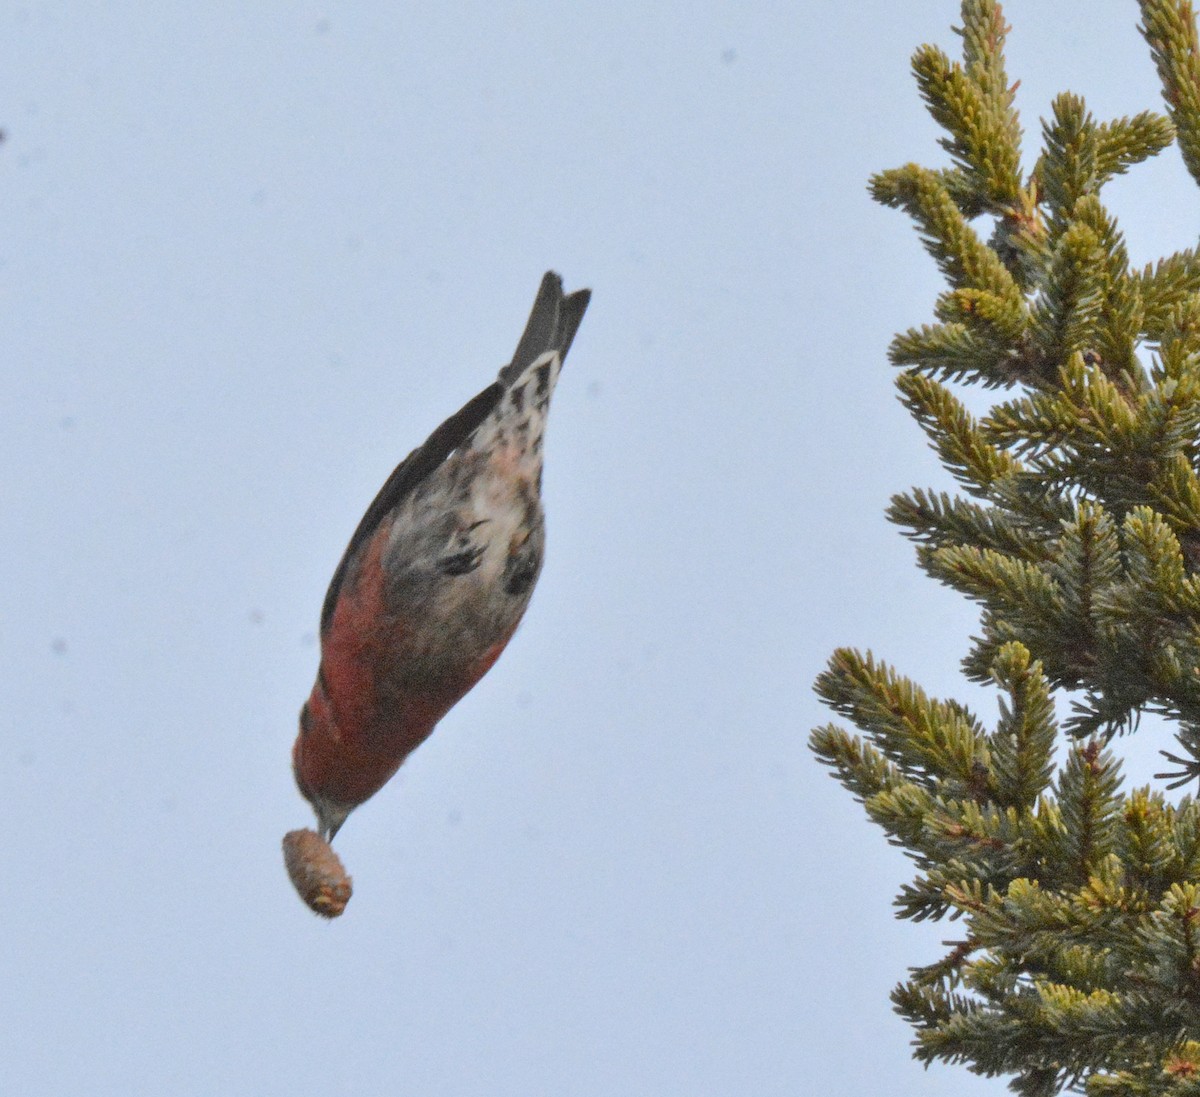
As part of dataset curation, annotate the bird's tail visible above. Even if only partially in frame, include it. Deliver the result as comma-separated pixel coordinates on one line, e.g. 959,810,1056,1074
470,272,589,460
498,271,591,389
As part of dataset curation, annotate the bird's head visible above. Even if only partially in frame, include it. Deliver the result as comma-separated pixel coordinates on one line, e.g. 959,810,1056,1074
292,703,355,841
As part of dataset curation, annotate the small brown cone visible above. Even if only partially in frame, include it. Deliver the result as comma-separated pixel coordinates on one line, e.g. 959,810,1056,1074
283,828,352,918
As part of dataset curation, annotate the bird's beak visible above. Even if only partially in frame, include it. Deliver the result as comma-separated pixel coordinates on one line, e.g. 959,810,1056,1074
315,799,352,843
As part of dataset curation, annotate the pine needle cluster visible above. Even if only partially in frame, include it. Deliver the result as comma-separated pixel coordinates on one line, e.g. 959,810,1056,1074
810,3,1200,1093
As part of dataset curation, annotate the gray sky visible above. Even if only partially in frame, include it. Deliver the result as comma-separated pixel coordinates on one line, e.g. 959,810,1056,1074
5,3,1198,1095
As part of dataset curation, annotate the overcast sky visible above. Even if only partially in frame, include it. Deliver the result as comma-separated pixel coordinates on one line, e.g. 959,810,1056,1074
6,3,1200,1095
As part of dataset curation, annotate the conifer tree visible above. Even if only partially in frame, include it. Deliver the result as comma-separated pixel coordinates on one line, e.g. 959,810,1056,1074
811,2,1200,1093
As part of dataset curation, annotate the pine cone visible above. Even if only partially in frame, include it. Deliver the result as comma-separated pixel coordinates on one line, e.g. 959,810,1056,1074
282,828,352,918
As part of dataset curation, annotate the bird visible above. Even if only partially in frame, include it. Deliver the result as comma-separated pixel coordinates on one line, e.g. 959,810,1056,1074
292,271,590,842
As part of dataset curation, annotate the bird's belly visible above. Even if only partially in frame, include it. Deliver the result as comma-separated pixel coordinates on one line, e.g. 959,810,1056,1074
376,459,545,692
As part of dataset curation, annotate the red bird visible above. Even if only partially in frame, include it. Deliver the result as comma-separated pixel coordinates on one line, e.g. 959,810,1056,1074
292,272,590,841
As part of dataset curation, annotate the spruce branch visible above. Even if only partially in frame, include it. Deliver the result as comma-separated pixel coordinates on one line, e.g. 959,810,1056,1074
898,371,1023,490
912,40,1024,210
888,487,1053,558
988,642,1058,810
1096,112,1177,182
812,0,1200,1090
870,163,1024,303
1141,0,1200,186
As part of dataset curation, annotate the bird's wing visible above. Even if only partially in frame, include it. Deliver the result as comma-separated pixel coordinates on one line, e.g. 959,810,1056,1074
318,270,590,636
319,381,503,634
